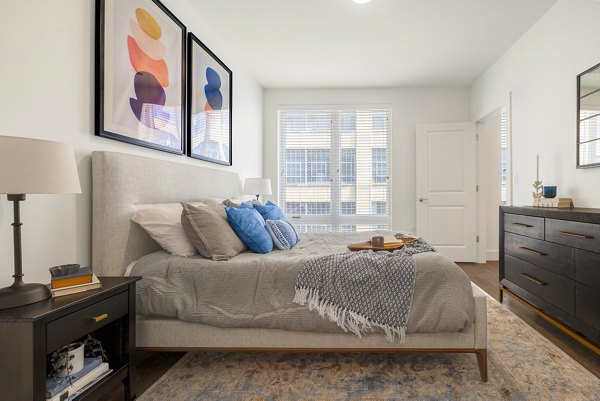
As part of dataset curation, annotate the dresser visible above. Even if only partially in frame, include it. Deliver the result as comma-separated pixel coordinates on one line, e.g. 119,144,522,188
500,206,600,346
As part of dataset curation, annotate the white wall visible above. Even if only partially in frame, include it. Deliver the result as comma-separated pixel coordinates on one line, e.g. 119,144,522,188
0,0,263,286
263,87,471,232
471,0,600,208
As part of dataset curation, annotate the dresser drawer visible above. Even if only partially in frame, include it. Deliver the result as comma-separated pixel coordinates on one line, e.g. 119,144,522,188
575,249,600,290
47,291,128,352
505,255,574,314
504,213,544,239
576,283,600,330
545,218,600,252
504,232,574,278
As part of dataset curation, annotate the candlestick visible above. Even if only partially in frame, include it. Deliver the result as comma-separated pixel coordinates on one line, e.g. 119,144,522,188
536,155,539,182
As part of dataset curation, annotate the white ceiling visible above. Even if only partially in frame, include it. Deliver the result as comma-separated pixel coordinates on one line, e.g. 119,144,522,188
188,0,558,88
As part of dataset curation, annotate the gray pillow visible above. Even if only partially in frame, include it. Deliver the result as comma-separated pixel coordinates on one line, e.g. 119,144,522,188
181,202,247,260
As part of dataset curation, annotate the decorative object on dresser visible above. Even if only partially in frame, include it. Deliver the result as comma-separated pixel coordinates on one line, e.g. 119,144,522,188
0,277,140,400
500,206,600,353
243,178,272,201
188,32,233,165
0,136,81,310
95,0,187,154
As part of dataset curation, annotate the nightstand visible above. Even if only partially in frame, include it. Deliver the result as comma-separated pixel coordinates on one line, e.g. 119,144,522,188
0,276,140,401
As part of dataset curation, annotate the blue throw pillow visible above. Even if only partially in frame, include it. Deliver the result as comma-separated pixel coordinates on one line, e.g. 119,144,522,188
226,207,273,254
266,219,299,250
253,201,300,241
253,200,285,220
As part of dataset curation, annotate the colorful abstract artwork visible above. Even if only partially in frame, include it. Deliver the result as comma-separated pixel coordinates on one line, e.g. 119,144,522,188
188,33,232,165
96,0,186,154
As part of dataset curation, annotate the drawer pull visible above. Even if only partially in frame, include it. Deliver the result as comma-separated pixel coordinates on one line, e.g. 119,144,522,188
512,223,533,228
559,231,591,239
92,313,108,323
520,273,546,286
518,246,545,256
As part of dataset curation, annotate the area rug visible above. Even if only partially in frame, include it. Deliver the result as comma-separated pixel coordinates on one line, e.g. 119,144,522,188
138,298,600,401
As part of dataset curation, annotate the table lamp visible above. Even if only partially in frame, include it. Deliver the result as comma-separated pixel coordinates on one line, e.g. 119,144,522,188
0,136,81,309
243,178,272,201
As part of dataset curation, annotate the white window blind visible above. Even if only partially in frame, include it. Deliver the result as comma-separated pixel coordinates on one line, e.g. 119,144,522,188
279,107,392,233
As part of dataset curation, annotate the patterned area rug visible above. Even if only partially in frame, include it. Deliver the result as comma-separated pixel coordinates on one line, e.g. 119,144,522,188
138,298,600,401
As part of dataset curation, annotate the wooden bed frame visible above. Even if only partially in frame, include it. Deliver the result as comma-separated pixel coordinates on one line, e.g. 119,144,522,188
91,151,488,381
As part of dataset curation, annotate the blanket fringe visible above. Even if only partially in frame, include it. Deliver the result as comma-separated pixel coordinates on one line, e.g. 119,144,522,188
293,287,406,343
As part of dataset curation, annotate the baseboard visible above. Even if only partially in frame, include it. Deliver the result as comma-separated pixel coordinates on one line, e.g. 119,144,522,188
486,250,499,261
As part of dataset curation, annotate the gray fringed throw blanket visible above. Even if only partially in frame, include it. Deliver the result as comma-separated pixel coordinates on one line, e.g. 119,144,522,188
293,234,435,342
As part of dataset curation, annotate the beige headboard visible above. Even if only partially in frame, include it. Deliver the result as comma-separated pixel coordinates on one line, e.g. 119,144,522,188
91,151,241,276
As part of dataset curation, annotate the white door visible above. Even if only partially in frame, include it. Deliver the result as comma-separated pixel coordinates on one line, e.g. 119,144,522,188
416,123,477,262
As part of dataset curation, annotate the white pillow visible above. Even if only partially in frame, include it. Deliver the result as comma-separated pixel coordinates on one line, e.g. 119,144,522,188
131,202,207,257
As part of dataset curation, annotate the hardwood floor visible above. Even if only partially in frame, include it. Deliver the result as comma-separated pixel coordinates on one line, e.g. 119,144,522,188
107,261,599,400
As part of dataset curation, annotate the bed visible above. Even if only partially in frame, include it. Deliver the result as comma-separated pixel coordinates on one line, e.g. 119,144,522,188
91,151,488,381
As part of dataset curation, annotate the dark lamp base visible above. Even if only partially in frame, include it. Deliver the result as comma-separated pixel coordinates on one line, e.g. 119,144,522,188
0,281,51,309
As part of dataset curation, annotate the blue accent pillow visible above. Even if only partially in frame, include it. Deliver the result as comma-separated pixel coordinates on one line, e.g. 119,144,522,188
253,200,286,220
226,207,273,254
266,219,299,250
253,201,300,241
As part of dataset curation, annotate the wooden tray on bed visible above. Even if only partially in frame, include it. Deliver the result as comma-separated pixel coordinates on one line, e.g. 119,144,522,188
347,237,417,252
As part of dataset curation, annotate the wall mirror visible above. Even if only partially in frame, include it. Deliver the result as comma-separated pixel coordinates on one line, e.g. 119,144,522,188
577,62,600,168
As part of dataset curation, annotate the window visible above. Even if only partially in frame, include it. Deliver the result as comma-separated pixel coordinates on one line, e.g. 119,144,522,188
340,149,356,184
284,149,330,184
340,201,356,215
286,202,330,215
372,148,388,184
372,201,387,215
500,108,509,206
279,107,391,232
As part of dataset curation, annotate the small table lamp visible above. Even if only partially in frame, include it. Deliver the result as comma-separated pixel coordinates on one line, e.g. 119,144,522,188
243,178,272,201
0,136,81,309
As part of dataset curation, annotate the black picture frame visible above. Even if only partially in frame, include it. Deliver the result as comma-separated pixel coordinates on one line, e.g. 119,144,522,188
95,0,186,154
576,61,600,169
187,33,233,166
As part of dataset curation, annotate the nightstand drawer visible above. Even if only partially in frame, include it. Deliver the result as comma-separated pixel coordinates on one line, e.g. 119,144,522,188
505,255,574,314
47,291,128,352
576,283,600,330
545,218,600,252
504,213,544,239
505,232,574,278
576,249,600,290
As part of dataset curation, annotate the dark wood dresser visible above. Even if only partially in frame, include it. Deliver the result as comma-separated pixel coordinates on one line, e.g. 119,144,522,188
500,206,600,347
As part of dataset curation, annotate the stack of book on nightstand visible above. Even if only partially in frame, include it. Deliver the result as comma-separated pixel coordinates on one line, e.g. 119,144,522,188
50,267,102,297
46,358,111,401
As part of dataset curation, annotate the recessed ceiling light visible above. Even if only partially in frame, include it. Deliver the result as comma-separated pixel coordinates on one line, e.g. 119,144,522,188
351,0,372,4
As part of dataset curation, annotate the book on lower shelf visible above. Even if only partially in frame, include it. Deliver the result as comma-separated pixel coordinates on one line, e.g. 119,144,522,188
50,274,102,297
46,357,105,399
47,363,111,401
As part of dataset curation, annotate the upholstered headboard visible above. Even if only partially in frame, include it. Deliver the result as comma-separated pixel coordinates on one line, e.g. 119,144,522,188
91,151,241,276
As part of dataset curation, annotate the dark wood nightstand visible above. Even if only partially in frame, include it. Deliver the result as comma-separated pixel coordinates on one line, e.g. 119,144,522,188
0,276,140,401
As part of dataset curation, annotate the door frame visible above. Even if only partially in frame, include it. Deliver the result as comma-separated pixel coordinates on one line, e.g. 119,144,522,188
475,102,512,263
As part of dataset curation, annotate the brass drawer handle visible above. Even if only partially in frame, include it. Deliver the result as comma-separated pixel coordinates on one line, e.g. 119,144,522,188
512,223,533,228
520,273,546,286
519,246,545,256
92,313,108,323
559,231,591,239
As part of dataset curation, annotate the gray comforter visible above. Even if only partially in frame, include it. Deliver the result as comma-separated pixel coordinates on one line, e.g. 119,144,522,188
131,232,475,334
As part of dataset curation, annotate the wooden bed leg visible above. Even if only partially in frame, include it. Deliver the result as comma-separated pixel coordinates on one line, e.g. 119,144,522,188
475,349,488,382
499,285,504,304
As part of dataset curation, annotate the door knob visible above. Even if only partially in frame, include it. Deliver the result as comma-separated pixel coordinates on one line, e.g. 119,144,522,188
417,197,428,203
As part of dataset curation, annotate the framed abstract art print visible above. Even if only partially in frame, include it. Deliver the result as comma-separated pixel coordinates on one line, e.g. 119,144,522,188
187,33,232,165
95,0,186,154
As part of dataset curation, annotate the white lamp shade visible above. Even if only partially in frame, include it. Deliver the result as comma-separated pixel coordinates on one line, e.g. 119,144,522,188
243,178,272,196
0,136,82,194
